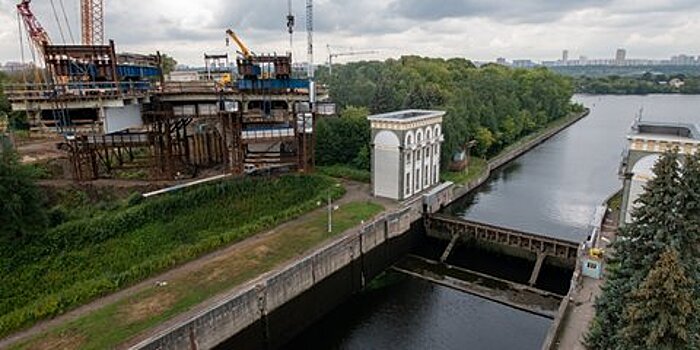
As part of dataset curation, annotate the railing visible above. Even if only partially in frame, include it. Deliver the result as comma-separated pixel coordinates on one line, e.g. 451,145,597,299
426,214,580,263
5,81,154,101
241,128,295,141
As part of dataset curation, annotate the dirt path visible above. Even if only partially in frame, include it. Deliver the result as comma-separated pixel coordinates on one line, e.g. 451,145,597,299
0,180,391,349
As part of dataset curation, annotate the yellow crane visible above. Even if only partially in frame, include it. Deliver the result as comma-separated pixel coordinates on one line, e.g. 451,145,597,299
225,29,253,59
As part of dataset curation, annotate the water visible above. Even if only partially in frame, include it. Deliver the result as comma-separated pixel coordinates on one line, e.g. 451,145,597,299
283,95,700,349
285,274,551,350
445,94,700,242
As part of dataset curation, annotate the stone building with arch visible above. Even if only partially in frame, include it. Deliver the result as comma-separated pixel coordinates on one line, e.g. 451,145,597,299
368,110,445,200
619,121,699,225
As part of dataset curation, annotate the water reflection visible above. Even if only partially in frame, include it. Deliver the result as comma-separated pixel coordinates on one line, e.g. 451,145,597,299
447,94,700,242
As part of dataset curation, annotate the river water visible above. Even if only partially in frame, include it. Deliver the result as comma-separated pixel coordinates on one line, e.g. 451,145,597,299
283,95,700,349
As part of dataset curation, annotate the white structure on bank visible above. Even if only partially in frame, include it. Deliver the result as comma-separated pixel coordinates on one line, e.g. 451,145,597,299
619,121,700,224
368,110,445,200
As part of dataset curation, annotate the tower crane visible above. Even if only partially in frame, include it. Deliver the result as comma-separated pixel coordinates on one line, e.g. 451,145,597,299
81,0,104,45
326,45,378,75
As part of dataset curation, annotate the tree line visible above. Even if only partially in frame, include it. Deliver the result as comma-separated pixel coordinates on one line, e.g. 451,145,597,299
575,73,700,94
587,151,700,349
315,57,578,169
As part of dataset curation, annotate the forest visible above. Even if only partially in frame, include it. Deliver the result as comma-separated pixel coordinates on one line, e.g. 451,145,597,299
314,56,579,170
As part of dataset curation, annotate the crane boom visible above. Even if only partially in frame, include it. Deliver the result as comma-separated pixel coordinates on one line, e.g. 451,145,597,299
16,0,51,53
225,29,253,59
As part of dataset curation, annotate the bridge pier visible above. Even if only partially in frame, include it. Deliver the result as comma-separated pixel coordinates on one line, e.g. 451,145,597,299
440,234,460,263
528,253,546,286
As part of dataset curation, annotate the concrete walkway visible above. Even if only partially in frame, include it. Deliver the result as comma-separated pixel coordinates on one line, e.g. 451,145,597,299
553,210,618,349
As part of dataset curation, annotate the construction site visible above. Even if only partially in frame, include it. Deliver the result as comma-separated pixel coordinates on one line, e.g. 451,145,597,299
6,0,330,181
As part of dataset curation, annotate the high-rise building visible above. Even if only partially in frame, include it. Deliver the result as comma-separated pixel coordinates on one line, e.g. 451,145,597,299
615,48,627,62
562,50,569,62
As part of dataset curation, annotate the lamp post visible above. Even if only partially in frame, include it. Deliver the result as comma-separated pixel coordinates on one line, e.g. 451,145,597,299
327,192,332,233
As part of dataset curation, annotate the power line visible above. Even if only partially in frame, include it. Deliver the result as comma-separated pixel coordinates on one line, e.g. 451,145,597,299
49,0,67,43
58,0,75,43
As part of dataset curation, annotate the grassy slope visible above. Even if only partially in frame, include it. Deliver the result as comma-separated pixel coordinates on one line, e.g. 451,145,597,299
1,175,343,338
12,201,384,349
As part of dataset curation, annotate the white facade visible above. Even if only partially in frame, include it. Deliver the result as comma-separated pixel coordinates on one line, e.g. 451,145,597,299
369,110,445,201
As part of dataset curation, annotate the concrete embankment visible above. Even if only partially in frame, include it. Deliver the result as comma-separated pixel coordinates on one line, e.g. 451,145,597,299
131,110,590,350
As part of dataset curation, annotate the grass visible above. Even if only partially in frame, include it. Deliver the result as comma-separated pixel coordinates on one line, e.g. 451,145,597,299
0,175,343,338
441,157,488,185
317,164,371,183
11,201,384,350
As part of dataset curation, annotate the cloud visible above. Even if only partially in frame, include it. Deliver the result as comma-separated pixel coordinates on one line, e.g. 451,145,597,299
1,0,700,66
388,0,609,23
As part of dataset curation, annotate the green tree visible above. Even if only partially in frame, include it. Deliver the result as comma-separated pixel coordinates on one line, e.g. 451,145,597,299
160,54,178,75
315,106,371,167
587,152,684,349
619,248,698,350
0,136,47,244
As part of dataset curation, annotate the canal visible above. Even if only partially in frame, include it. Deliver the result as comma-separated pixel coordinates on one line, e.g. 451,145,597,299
283,95,700,349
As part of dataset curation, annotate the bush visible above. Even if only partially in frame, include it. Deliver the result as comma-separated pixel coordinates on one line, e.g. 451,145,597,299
317,165,371,183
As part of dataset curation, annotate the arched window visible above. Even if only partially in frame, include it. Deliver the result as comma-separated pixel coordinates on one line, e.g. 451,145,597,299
405,131,414,147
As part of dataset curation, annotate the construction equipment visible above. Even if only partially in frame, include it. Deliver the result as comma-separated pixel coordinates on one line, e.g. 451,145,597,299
286,0,294,49
225,29,253,59
16,0,51,55
327,45,378,75
81,0,104,45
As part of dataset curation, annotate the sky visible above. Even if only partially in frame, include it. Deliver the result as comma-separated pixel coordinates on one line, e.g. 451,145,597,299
1,0,700,66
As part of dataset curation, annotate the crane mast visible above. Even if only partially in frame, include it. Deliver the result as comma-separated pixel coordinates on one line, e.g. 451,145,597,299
81,0,104,45
306,0,314,103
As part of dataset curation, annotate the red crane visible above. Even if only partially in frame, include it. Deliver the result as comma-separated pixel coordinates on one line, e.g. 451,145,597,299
81,0,104,45
16,0,51,54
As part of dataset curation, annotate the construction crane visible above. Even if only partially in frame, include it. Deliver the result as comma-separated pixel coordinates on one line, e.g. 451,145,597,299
225,29,253,59
306,0,314,103
16,0,51,55
286,0,294,49
81,0,103,45
327,45,378,75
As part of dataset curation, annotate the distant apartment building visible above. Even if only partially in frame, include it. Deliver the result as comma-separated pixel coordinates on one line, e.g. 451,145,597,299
615,48,627,62
0,61,33,73
562,50,569,62
512,59,537,68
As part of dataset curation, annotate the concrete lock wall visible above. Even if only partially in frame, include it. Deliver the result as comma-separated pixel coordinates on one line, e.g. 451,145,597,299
131,199,428,350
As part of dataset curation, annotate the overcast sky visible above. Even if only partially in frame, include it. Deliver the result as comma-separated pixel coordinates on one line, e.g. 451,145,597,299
1,0,699,66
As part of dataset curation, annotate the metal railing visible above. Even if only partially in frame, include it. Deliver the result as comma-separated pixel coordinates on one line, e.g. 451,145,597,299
5,81,155,101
